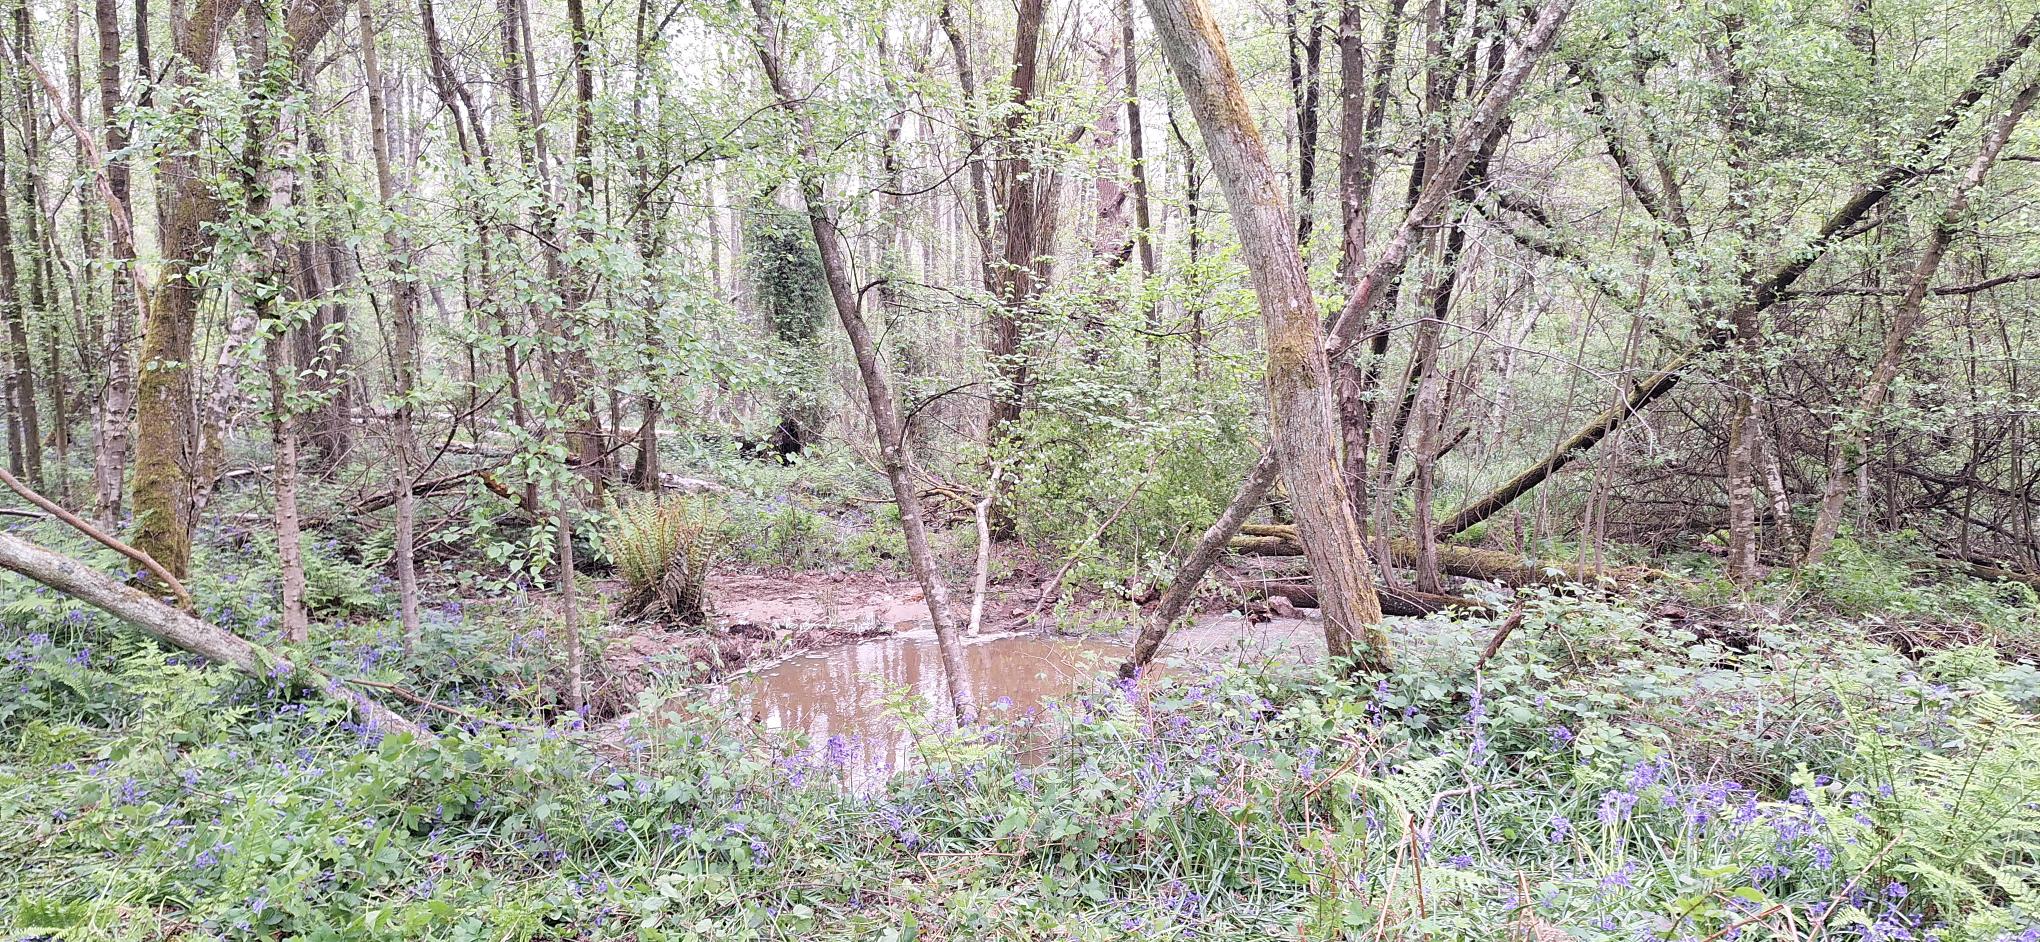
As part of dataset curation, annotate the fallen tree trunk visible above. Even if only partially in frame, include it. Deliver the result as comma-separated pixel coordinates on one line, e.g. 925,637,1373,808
1230,524,1663,587
1940,557,2040,592
1253,580,1490,617
0,532,430,740
354,464,508,515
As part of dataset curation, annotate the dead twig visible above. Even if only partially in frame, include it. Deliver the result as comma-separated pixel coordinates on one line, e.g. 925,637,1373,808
1029,459,1158,620
344,677,534,732
1474,603,1531,670
968,462,1007,635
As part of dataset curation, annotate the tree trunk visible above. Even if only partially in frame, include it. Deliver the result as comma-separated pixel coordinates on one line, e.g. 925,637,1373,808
630,0,662,492
93,0,133,523
357,0,425,646
0,82,43,491
1122,0,1159,366
130,0,238,581
1284,0,1324,245
982,0,1056,460
557,500,584,716
1170,110,1206,379
1123,446,1278,675
1332,0,1404,516
0,531,427,738
1804,79,2040,566
130,0,343,578
1142,0,1389,669
267,348,310,643
11,0,56,494
748,0,976,719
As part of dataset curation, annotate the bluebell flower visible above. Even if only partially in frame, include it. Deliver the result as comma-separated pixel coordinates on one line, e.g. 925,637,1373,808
1547,814,1572,844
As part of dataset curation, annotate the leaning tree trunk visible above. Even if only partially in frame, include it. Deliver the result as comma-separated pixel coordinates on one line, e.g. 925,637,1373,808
1804,78,2040,566
1141,0,1391,669
1435,11,2040,539
747,0,977,719
1123,446,1279,675
0,531,427,738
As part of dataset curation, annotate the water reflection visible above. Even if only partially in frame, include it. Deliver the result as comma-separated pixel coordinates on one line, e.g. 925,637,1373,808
692,613,1327,785
731,632,1116,780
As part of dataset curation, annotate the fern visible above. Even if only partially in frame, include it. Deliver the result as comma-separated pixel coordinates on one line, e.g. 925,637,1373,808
604,494,721,623
1832,689,2040,932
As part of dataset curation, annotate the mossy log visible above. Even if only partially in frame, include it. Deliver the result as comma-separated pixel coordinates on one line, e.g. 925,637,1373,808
1229,524,1663,588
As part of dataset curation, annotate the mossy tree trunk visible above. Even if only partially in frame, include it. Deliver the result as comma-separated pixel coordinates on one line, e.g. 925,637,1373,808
1140,0,1388,669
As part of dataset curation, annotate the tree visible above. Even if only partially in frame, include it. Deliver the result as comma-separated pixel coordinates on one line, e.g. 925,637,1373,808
745,0,977,719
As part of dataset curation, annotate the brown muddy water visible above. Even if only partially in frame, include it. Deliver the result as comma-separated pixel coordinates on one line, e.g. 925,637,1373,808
717,614,1328,784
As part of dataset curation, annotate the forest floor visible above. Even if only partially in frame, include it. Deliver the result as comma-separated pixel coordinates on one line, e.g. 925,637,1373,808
8,498,2040,940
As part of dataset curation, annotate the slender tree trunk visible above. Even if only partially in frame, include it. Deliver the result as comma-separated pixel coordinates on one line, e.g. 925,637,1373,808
1804,79,2040,566
267,348,310,642
1284,0,1324,246
90,0,131,520
11,3,56,494
557,499,584,715
1084,12,1131,357
0,84,43,491
357,0,424,646
1123,446,1278,675
938,0,990,241
562,0,608,494
747,0,976,718
1122,0,1159,368
237,1,316,641
1170,110,1205,379
630,0,662,491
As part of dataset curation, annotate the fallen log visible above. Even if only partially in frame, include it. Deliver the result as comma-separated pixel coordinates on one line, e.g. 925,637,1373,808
1230,524,1664,588
354,464,507,515
0,532,430,740
1940,557,2040,591
1254,580,1492,617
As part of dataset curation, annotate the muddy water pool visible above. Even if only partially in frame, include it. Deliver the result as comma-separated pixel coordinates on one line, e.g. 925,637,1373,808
714,613,1328,784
